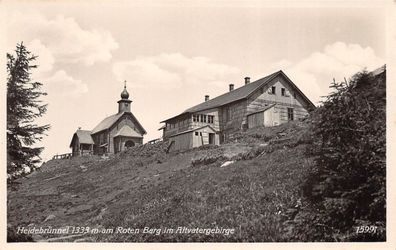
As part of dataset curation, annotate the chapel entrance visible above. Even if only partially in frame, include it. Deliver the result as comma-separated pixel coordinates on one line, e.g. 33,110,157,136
125,140,135,148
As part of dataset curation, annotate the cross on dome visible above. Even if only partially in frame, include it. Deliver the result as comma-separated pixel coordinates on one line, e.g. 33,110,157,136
120,80,129,99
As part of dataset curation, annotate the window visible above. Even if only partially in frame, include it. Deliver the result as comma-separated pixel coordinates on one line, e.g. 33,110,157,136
195,132,199,136
125,140,135,148
200,114,207,123
208,115,214,124
287,108,294,121
271,86,276,95
193,114,199,122
281,88,286,96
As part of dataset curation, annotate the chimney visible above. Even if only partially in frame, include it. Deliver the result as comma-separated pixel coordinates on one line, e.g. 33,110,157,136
244,77,250,85
229,84,234,92
205,95,209,102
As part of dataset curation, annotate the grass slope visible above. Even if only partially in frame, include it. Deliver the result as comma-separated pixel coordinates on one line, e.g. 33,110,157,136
8,121,314,242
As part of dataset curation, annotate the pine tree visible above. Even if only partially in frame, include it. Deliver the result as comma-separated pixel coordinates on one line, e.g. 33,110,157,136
7,42,50,185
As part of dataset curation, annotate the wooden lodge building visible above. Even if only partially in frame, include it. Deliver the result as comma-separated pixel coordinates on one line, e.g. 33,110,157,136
161,70,315,152
70,84,146,156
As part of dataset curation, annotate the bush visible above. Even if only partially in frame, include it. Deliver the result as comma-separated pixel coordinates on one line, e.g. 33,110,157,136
302,67,386,241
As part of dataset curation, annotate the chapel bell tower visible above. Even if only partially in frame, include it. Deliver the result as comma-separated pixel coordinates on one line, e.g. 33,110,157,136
118,81,132,113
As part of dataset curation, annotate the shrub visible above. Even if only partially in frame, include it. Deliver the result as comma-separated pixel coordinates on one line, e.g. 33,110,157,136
302,67,386,241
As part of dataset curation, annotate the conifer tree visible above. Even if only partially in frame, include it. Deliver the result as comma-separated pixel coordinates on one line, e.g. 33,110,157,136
7,42,50,185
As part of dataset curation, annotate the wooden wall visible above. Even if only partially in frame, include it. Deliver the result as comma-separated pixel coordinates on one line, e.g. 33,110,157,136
71,136,79,155
192,126,219,148
164,108,220,139
92,131,107,155
109,114,143,153
247,111,264,129
168,126,220,152
91,113,144,154
113,136,143,153
275,105,308,123
264,107,278,126
190,108,220,131
219,99,247,141
247,75,309,125
71,138,93,156
247,106,277,128
165,74,312,143
163,114,192,138
169,132,193,151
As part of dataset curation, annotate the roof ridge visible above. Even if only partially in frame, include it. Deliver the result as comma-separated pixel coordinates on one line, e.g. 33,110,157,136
186,70,280,109
162,70,281,122
91,112,125,134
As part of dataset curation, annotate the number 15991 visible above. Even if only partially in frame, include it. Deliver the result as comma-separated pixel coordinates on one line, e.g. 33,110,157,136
356,225,377,234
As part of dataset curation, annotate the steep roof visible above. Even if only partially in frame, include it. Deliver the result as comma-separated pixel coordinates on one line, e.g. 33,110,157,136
92,113,124,134
91,112,147,135
162,70,315,122
114,125,143,138
69,129,94,147
184,71,280,114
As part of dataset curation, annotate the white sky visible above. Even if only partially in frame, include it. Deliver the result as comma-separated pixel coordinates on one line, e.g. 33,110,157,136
4,0,388,161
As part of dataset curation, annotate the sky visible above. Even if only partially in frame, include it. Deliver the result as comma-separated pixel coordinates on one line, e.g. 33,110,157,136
4,0,388,161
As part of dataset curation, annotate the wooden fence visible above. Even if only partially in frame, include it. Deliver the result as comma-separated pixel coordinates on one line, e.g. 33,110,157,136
52,153,72,160
147,138,162,144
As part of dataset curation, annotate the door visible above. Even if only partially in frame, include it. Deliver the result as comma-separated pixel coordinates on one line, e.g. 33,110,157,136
209,133,215,145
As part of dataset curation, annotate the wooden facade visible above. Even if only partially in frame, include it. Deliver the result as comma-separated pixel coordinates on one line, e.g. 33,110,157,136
161,70,315,151
70,130,94,156
167,125,219,152
247,105,277,129
70,85,146,156
71,140,94,156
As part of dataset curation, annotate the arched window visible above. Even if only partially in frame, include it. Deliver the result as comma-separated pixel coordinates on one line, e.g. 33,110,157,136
125,140,135,148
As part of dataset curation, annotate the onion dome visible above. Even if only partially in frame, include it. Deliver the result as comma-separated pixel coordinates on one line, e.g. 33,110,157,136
121,81,129,99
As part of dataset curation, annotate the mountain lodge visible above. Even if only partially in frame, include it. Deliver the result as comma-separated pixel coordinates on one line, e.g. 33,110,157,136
160,70,315,152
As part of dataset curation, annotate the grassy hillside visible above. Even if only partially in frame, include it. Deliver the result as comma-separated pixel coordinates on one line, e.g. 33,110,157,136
8,121,314,242
7,68,385,242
